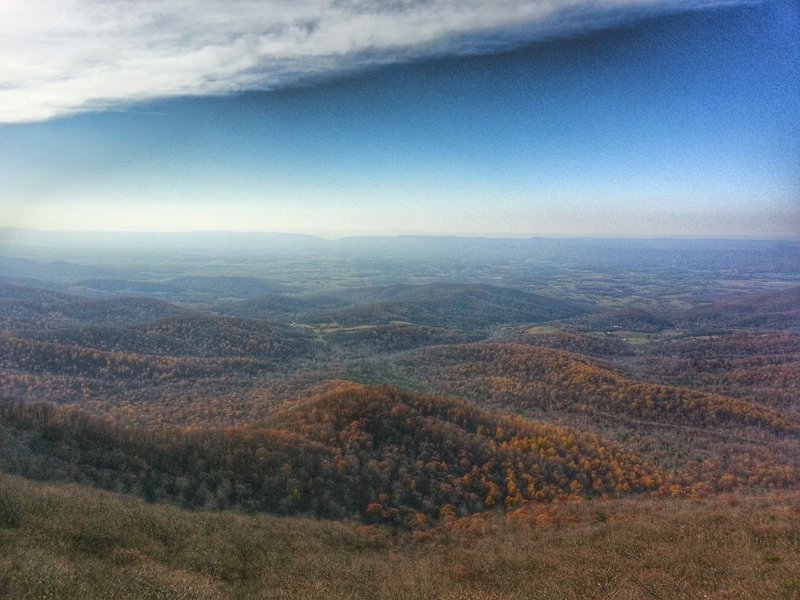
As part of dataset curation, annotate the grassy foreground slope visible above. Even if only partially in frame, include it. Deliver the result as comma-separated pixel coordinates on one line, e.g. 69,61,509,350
1,474,799,599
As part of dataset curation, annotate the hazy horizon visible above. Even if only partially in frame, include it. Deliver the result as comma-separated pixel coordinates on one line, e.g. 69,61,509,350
2,225,799,242
1,0,798,238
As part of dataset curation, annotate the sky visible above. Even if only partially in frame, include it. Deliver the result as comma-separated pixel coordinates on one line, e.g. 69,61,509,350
0,0,798,238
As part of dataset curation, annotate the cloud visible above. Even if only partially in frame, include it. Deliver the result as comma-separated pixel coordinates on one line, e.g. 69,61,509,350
0,0,754,123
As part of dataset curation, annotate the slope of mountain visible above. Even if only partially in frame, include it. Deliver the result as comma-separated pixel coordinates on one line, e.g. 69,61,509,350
0,334,273,381
0,384,663,526
2,473,797,600
0,255,126,280
626,331,800,412
391,343,797,434
0,282,81,304
503,326,633,357
28,314,318,360
222,293,351,321
0,283,191,331
77,275,285,301
312,283,591,329
679,286,800,331
323,323,477,354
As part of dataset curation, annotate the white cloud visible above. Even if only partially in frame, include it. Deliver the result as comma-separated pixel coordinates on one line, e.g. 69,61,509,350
0,0,753,123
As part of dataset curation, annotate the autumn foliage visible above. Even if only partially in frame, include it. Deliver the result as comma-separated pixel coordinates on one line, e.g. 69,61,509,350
401,343,798,434
0,384,663,527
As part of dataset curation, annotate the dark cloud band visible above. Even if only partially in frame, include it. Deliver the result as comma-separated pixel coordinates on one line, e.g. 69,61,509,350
0,0,756,123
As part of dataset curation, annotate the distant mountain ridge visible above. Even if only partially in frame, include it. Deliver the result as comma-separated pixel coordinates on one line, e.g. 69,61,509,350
3,227,798,266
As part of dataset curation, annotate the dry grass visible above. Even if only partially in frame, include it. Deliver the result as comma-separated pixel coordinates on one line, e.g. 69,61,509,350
0,474,798,599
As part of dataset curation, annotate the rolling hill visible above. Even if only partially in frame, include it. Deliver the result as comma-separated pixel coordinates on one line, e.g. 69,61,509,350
0,384,663,526
626,331,800,412
389,343,797,434
28,314,318,360
222,293,351,321
0,283,191,331
77,275,285,302
310,283,591,329
679,286,800,332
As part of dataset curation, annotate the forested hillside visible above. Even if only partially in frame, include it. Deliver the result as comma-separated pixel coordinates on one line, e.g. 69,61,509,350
393,343,797,433
1,237,798,598
0,384,663,526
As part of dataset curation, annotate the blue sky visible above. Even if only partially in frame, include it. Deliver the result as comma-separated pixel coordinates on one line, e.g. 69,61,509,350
0,0,798,237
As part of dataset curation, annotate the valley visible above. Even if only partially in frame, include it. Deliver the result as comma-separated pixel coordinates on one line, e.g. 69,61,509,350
0,233,799,598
